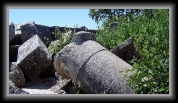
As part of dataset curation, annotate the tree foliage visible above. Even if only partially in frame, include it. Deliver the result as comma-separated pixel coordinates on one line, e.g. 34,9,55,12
93,9,169,94
88,9,142,24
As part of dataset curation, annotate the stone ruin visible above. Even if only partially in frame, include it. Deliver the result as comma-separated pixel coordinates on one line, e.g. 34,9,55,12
9,21,138,94
9,21,97,94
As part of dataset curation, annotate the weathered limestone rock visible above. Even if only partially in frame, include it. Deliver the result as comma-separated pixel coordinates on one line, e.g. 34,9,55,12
111,37,140,65
54,31,134,94
19,23,37,42
71,31,96,44
17,34,52,82
9,80,29,94
10,21,34,45
15,21,52,47
9,62,25,88
39,64,55,78
9,21,15,43
14,21,35,30
79,26,88,31
35,24,52,47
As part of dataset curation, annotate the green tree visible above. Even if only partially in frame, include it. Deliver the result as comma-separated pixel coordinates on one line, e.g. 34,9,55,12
92,9,169,94
88,9,142,24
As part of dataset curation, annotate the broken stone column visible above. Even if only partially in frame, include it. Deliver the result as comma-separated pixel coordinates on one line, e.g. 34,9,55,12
17,34,52,82
54,31,134,94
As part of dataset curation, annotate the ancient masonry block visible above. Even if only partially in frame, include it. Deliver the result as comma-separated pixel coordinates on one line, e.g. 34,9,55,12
17,34,52,82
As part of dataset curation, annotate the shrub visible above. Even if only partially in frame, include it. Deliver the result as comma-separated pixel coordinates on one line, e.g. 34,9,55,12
95,9,169,94
46,25,75,56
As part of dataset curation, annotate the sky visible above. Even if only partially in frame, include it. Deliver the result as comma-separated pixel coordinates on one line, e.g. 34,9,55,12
9,9,100,30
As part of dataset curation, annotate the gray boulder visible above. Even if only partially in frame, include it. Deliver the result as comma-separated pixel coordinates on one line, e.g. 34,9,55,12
20,23,38,43
39,63,55,78
10,21,34,45
9,80,29,94
17,34,52,82
9,21,15,43
35,24,52,47
15,21,52,47
71,31,96,44
79,26,88,31
15,21,35,30
9,62,25,88
111,37,140,65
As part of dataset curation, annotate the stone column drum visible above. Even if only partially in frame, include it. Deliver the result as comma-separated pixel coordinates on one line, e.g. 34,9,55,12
54,31,134,94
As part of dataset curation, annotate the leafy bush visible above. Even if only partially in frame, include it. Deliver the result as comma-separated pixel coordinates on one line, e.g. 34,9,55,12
95,9,169,94
46,26,75,56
